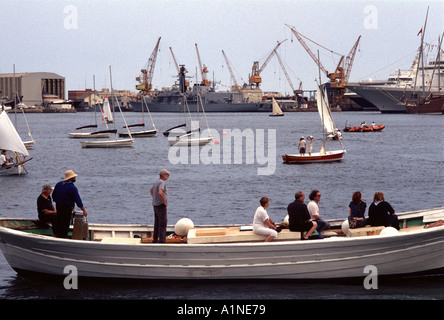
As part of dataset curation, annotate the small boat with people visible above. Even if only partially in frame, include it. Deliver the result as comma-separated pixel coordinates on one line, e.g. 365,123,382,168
343,121,385,132
0,111,32,176
0,207,442,280
282,82,346,164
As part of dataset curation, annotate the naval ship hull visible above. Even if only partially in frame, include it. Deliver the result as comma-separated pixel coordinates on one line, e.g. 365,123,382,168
130,101,272,112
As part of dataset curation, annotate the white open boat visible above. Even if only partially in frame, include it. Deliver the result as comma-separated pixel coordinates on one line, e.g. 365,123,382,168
0,207,442,280
80,138,134,148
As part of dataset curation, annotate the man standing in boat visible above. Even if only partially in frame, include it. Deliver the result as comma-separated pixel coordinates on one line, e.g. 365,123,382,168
150,169,170,243
52,170,88,238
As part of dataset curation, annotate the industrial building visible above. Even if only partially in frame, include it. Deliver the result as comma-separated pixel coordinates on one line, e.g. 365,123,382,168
0,72,65,107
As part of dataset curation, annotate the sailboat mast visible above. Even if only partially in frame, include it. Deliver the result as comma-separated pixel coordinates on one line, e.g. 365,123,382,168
109,65,132,138
420,7,429,99
317,50,326,143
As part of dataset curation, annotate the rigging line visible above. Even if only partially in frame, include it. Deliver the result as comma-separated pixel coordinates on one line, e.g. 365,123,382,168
297,31,343,57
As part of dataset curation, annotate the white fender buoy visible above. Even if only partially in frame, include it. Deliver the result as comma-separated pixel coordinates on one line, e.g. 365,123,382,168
174,218,194,236
341,220,351,237
380,227,399,236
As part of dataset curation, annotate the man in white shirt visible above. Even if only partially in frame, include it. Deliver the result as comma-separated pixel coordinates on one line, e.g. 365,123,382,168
307,190,330,238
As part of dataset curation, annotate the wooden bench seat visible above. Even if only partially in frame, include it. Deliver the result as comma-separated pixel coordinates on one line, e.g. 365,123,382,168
187,227,301,244
348,226,385,237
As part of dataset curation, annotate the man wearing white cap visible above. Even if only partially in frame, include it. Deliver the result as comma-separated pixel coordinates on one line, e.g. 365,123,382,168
150,169,170,243
53,170,88,238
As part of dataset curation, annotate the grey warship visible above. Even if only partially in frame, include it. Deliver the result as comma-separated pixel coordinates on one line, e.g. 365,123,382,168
131,65,272,112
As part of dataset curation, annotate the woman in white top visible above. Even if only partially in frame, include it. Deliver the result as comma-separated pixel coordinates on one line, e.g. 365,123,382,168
253,196,278,242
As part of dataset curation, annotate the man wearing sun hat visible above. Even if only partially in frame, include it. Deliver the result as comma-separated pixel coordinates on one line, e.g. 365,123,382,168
52,170,88,238
150,169,170,243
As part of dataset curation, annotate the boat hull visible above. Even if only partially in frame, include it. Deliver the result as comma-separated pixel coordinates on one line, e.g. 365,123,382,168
168,137,213,146
343,125,385,132
131,101,272,113
405,96,444,114
282,150,345,164
0,208,443,280
80,139,134,148
0,164,24,176
69,132,111,139
118,129,157,138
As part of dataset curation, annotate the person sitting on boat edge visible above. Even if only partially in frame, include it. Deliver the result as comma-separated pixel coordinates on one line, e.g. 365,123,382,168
252,196,278,242
368,192,400,230
1,150,13,167
298,136,306,155
287,191,317,240
348,191,367,229
307,190,330,238
37,184,57,235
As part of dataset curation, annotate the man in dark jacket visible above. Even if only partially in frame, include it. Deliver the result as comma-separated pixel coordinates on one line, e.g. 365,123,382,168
287,191,317,240
52,170,87,238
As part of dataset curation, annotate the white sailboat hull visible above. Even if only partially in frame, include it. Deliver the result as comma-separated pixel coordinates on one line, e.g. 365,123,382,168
0,208,443,279
0,164,24,176
168,136,213,146
81,138,134,148
69,132,111,139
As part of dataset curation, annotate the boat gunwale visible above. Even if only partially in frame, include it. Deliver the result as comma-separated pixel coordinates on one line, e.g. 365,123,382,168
0,207,442,247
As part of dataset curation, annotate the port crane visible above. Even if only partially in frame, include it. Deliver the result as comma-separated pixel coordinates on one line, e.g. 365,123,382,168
286,24,360,89
249,39,287,88
221,50,240,90
195,43,211,86
169,47,190,89
136,37,161,95
273,49,302,95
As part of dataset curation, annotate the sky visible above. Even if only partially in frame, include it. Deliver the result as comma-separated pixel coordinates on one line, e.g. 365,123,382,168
1,0,443,95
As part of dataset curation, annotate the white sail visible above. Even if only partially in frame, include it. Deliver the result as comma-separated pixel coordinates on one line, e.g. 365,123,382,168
271,97,284,116
0,111,29,156
102,96,113,123
316,86,335,135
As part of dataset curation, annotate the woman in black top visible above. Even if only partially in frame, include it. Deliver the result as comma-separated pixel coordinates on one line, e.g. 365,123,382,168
368,192,400,230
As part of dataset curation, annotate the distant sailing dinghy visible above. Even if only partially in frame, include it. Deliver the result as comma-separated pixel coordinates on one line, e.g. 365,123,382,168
0,111,32,175
167,93,213,147
282,84,346,164
269,97,284,116
101,96,114,123
81,67,134,148
120,98,158,138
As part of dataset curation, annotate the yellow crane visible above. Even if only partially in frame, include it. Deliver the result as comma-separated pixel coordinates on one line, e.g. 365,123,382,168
136,37,161,95
195,43,211,86
286,24,360,89
249,40,287,88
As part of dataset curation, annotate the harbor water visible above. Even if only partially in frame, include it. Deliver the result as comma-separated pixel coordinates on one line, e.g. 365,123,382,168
0,110,443,300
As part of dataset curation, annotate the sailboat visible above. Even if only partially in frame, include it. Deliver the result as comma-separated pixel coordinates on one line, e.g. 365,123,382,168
269,97,284,116
0,111,32,175
404,11,444,115
119,97,158,137
80,67,134,148
282,83,346,164
167,93,212,146
70,78,113,139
